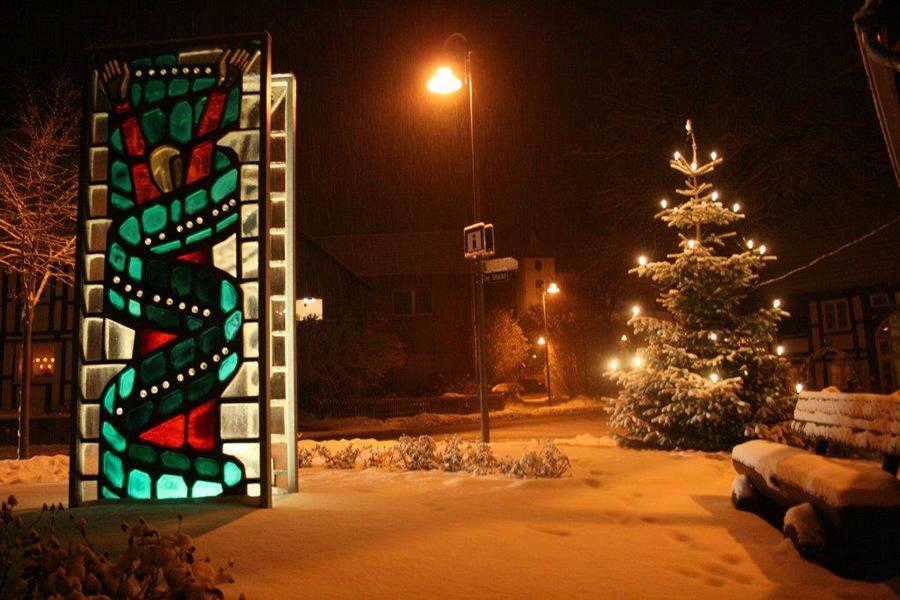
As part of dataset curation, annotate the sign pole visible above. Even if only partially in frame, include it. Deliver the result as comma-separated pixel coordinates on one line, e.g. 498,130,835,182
476,257,490,443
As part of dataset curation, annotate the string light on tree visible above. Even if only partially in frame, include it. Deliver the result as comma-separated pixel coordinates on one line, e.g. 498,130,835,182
776,345,785,356
773,298,782,309
759,244,767,254
632,355,643,368
732,202,741,212
708,332,718,341
660,199,669,209
710,372,720,383
795,383,804,393
609,358,619,371
711,191,719,201
746,239,755,249
631,305,641,317
620,334,628,342
638,255,648,266
710,151,718,160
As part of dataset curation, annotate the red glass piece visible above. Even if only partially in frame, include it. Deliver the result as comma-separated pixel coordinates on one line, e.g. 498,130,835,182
115,102,130,114
197,91,226,136
186,141,213,184
131,164,161,204
176,248,210,264
140,329,178,354
188,400,216,450
121,117,146,156
139,414,185,448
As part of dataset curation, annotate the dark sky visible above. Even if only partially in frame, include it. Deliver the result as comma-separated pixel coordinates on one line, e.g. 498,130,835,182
1,1,896,285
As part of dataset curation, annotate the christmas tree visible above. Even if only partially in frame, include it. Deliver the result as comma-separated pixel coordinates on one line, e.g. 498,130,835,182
607,121,792,450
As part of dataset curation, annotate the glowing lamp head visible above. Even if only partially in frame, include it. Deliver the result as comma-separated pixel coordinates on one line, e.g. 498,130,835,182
546,282,560,295
776,345,785,356
795,383,804,394
427,66,463,94
638,255,648,266
620,334,628,342
631,305,641,317
537,336,546,346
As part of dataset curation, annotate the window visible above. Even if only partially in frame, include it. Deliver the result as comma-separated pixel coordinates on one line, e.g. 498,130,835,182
534,259,543,271
393,290,432,316
535,279,544,291
870,293,889,308
16,342,57,380
821,299,850,332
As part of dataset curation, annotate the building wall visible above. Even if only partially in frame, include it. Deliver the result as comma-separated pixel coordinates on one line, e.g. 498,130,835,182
516,257,556,315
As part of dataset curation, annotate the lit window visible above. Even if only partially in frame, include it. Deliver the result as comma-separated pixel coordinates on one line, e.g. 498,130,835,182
19,342,57,379
822,299,850,332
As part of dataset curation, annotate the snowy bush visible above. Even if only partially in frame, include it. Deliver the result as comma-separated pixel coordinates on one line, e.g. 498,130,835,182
298,445,316,468
397,435,440,471
317,443,361,469
499,441,571,478
441,436,466,472
0,495,237,599
465,442,498,475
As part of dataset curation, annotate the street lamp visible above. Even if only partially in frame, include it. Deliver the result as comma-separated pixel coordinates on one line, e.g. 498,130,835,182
541,281,560,405
427,33,491,442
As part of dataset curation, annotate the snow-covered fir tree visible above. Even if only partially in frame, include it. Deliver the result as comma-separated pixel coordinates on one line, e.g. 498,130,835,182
607,121,792,450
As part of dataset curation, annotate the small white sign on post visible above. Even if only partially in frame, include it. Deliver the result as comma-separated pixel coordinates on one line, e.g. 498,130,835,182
481,257,518,274
464,222,496,259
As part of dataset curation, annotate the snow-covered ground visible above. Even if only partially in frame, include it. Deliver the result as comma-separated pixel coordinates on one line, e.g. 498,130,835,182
2,431,897,598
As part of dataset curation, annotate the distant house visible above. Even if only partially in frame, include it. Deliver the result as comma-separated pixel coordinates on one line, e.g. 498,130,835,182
516,256,557,316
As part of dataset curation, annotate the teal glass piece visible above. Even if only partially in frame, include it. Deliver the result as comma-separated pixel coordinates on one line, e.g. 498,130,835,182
199,327,221,354
220,281,237,312
186,316,203,331
154,54,176,67
140,108,166,145
188,374,215,403
223,462,242,487
118,367,135,399
185,189,208,215
191,480,223,498
101,422,126,452
110,128,124,153
127,299,141,318
224,311,243,341
144,79,165,104
101,486,120,499
161,451,191,472
102,385,116,414
195,272,216,304
169,78,190,97
110,161,132,193
128,443,157,465
216,213,239,233
110,192,134,211
127,256,143,282
130,57,152,69
151,240,182,254
140,351,166,385
160,390,183,415
186,228,212,245
170,199,182,223
146,305,179,328
195,457,219,478
193,77,215,92
127,469,152,499
108,242,126,271
170,339,195,370
170,100,192,143
142,204,167,234
103,451,124,488
211,169,237,201
172,266,193,296
130,82,142,107
107,289,125,310
218,353,238,382
194,96,207,126
222,87,240,126
214,150,230,171
119,216,141,245
157,474,188,499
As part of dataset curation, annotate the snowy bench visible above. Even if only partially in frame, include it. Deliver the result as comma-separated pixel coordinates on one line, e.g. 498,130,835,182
730,391,900,576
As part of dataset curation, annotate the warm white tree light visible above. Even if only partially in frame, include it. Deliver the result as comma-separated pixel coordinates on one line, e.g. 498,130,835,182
708,332,718,341
776,345,785,356
711,191,719,201
631,305,641,316
710,372,719,383
609,358,619,371
638,255,648,266
620,334,628,342
710,151,718,160
687,239,696,249
732,202,741,212
759,244,767,254
660,199,668,208
773,298,782,309
746,239,755,249
795,383,804,393
673,151,681,160
632,355,643,368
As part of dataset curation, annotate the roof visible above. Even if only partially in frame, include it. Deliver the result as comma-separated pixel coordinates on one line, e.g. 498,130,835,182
315,230,472,277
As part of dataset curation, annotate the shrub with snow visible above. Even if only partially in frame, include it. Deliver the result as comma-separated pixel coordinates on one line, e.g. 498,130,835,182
441,436,466,472
397,435,440,471
499,441,571,478
317,443,361,469
465,442,498,476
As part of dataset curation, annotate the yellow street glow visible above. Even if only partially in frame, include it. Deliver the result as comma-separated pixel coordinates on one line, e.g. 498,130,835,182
620,334,628,342
547,282,560,294
537,336,546,345
427,66,463,94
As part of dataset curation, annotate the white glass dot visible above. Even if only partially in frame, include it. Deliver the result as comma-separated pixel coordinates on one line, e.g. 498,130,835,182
182,67,190,74
212,355,220,362
136,290,143,298
150,386,158,394
124,284,132,292
205,66,212,74
148,68,156,75
144,239,152,245
162,381,170,389
139,390,147,398
166,298,174,306
222,204,229,212
135,70,143,77
202,309,211,316
158,233,166,240
176,225,184,232
113,276,121,284
176,373,184,382
153,295,161,302
178,302,186,310
191,306,199,314
116,407,124,415
222,347,229,355
212,209,219,216
186,222,194,229
193,67,200,74
196,217,203,225
188,368,196,376
200,362,208,370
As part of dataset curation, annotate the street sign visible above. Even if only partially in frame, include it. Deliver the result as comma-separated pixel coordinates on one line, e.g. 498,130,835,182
463,222,496,258
481,256,518,274
483,271,509,283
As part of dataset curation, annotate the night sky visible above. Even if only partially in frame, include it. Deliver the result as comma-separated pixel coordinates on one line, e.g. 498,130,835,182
1,1,896,294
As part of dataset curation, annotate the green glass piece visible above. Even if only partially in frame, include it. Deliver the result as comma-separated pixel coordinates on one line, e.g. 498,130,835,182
141,108,166,145
160,390,183,415
191,480,223,498
128,299,141,318
128,443,157,465
169,78,190,97
118,367,135,398
224,311,243,341
186,316,203,331
101,486,120,499
127,469,152,499
170,199,182,223
146,259,167,288
142,203,167,234
214,151,231,171
102,384,116,414
211,169,237,202
144,79,165,104
140,351,166,385
186,228,212,245
216,213,239,232
222,87,240,126
161,451,191,472
154,54,176,67
101,422,126,452
103,451,124,488
170,339,195,370
130,82,142,107
188,374,215,403
110,128,124,153
107,289,125,310
195,457,219,478
110,192,134,211
185,189,208,215
111,161,132,193
108,242,126,271
194,96,207,126
193,77,215,91
146,305,179,328
172,266,192,296
157,474,188,499
195,272,216,304
130,57,152,69
199,327,222,354
220,281,237,312
126,399,149,429
218,353,238,382
119,216,141,245
170,100,192,143
151,240,183,254
127,256,143,282
223,462,242,487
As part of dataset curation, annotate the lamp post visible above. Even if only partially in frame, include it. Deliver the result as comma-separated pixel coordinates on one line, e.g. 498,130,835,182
427,34,491,442
540,282,560,405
